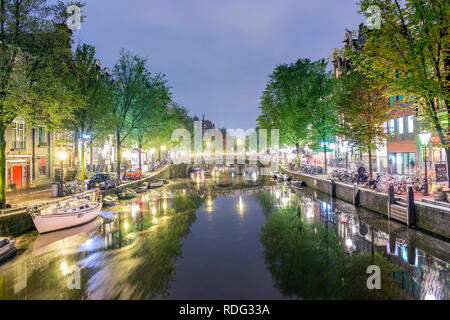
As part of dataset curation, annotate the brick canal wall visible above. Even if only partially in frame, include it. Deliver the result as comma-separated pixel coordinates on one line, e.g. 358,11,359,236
280,167,450,239
0,165,188,236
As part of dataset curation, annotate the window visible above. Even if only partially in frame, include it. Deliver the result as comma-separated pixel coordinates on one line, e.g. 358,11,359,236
397,117,404,134
12,121,25,149
38,126,47,146
407,115,414,133
388,119,395,134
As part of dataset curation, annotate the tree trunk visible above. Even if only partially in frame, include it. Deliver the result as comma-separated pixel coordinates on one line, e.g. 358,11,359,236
138,144,142,172
81,143,85,185
296,143,300,166
90,143,93,173
0,126,6,209
116,132,121,178
368,148,373,180
323,139,327,175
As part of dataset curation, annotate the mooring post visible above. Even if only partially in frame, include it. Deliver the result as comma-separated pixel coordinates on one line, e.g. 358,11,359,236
407,186,415,227
331,179,336,198
388,183,394,219
353,183,360,207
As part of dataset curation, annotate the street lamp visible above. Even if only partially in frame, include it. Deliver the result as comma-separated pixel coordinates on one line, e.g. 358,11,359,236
419,131,431,196
57,150,67,197
341,143,348,170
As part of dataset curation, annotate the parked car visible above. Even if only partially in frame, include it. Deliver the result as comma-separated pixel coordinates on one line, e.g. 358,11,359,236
87,172,119,190
123,170,142,181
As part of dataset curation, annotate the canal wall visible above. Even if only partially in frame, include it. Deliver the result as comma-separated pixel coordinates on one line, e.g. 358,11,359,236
0,165,186,237
281,167,450,239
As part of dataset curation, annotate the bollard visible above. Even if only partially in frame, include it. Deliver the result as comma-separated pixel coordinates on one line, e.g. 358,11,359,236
407,186,416,227
353,183,360,207
388,183,394,219
331,179,336,198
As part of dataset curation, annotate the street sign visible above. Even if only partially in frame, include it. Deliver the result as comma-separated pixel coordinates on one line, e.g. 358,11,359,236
430,136,440,144
435,163,447,182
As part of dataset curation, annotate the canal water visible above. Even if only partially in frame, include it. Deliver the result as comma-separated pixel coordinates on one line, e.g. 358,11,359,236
0,173,449,300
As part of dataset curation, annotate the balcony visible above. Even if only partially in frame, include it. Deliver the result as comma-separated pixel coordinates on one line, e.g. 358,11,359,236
11,141,26,150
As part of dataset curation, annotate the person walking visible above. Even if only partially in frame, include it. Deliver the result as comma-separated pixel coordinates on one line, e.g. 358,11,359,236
357,163,367,184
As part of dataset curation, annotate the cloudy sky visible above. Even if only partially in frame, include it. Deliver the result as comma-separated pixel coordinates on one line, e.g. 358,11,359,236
69,0,364,129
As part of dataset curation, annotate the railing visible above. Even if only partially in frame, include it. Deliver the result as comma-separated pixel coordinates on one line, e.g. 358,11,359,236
38,142,48,147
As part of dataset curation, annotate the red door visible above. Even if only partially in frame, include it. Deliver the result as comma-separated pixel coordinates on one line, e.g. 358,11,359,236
12,166,22,188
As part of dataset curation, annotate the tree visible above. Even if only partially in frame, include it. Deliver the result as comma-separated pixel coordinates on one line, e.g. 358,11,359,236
335,70,393,179
0,0,81,207
305,59,338,175
356,0,450,184
67,43,113,182
257,59,318,165
111,50,171,177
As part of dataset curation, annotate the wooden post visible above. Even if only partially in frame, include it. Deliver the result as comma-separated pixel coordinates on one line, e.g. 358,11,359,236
388,183,394,219
407,186,415,227
331,179,336,198
353,183,360,207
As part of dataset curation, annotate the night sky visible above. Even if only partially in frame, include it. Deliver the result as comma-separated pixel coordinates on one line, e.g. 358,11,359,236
69,0,364,129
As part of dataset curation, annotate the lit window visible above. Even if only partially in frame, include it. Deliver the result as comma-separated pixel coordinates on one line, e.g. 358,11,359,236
407,115,414,133
389,119,395,134
397,117,404,134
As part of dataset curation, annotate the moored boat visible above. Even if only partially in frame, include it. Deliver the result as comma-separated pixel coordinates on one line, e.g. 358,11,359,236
135,184,148,193
29,199,101,234
148,180,164,189
118,188,137,199
103,195,118,207
0,236,17,263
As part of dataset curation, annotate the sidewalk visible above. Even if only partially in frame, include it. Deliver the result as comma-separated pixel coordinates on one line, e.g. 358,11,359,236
5,169,165,208
6,184,53,208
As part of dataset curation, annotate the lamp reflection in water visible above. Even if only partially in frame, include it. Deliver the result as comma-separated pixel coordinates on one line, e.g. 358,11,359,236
206,197,213,213
238,196,244,215
60,261,68,275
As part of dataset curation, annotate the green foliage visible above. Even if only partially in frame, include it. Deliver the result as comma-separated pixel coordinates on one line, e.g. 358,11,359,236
258,58,338,169
355,0,449,182
111,49,172,174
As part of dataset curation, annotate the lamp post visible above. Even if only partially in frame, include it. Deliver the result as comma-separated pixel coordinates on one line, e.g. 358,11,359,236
342,143,348,170
419,131,431,196
57,150,67,197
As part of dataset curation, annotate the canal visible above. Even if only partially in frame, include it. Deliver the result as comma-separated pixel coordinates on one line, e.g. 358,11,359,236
0,173,449,300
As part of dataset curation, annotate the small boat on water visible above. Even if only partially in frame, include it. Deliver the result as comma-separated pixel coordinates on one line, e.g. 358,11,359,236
0,236,17,263
135,183,148,193
159,179,169,185
148,180,164,189
29,199,101,234
118,188,137,199
103,195,118,207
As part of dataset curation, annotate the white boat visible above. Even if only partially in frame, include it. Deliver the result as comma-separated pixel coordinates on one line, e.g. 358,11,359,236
0,236,17,263
30,199,101,234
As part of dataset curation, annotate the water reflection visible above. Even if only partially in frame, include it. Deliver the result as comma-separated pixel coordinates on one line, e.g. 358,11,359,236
0,177,448,300
0,187,203,299
258,185,450,300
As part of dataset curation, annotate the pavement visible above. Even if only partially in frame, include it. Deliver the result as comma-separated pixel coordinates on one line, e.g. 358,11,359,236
5,168,166,208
